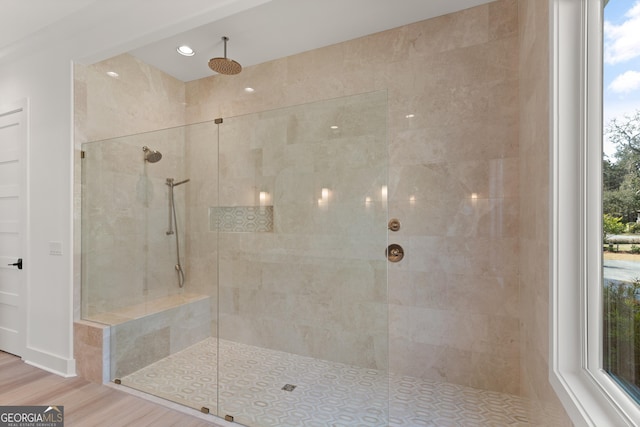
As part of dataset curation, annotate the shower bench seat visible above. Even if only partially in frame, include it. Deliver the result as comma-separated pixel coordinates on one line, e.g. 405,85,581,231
75,293,211,383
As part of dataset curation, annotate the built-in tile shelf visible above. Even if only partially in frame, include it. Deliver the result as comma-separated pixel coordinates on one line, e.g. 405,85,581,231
209,206,274,233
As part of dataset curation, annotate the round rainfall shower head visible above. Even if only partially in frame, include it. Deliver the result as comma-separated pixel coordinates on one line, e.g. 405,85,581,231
209,57,242,75
143,146,162,163
208,36,242,75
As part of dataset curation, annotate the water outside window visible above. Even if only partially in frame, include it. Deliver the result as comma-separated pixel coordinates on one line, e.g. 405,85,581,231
602,0,640,403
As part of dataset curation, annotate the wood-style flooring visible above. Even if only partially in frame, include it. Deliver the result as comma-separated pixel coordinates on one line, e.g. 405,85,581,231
0,351,222,426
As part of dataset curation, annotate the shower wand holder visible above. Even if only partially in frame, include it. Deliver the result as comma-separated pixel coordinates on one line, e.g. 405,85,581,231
166,177,190,288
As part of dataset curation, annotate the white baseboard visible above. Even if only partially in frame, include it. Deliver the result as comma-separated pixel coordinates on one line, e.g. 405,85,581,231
23,346,76,377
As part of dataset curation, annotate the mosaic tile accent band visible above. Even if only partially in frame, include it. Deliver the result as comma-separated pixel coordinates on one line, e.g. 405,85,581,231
209,206,274,233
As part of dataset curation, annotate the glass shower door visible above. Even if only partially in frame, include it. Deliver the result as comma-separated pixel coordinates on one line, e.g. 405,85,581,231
215,91,389,426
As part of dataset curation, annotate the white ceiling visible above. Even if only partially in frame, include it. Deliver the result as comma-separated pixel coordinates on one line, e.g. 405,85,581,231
0,0,98,49
1,0,495,82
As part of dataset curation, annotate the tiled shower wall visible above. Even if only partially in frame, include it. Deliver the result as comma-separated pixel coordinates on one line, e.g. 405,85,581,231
80,128,189,316
73,54,189,380
72,0,569,402
185,0,521,393
75,56,189,317
210,93,389,370
518,0,572,424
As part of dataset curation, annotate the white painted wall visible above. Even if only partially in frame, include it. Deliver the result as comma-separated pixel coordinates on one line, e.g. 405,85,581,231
0,51,75,375
0,0,273,376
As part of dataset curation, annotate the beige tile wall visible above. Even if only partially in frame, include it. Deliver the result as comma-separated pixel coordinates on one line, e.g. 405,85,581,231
73,320,110,383
517,0,572,424
210,92,389,369
74,54,186,142
75,54,189,318
74,54,191,380
80,126,189,316
185,0,521,393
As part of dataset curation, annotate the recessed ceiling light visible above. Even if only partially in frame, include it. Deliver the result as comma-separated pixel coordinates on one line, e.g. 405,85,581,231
244,87,255,93
106,71,119,78
330,125,339,129
405,114,415,119
177,45,195,56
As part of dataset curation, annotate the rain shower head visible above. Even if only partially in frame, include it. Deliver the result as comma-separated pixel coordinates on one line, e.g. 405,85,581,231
208,36,242,75
143,146,162,163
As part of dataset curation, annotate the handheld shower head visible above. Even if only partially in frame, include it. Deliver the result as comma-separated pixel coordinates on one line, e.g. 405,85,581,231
143,146,162,163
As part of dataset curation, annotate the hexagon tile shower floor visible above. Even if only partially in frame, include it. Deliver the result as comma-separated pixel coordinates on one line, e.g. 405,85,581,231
119,338,568,426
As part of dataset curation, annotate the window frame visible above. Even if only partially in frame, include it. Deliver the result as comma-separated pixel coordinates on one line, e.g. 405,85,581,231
551,0,640,425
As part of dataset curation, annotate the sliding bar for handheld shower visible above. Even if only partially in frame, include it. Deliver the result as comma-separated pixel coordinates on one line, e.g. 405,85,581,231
165,177,190,288
165,178,190,235
166,178,175,235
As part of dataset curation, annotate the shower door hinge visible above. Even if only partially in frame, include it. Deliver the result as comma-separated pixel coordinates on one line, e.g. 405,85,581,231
214,117,223,124
80,150,86,159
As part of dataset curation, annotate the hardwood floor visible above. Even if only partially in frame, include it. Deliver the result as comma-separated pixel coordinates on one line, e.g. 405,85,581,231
0,351,223,426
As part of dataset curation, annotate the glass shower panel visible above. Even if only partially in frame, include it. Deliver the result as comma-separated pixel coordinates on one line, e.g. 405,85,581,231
216,91,389,426
81,123,218,410
82,127,187,320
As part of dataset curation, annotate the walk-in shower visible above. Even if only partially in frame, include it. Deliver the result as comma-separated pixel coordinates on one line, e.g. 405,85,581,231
79,91,553,426
81,92,390,426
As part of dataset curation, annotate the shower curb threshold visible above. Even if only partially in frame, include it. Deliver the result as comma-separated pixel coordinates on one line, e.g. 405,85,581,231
107,381,234,427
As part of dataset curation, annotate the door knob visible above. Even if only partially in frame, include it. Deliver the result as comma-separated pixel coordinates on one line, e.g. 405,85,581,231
8,258,22,270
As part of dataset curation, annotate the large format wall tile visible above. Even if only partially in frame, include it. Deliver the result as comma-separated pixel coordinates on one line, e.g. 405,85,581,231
183,0,521,394
518,0,572,423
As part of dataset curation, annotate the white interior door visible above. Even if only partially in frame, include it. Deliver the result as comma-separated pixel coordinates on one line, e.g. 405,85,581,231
0,101,27,357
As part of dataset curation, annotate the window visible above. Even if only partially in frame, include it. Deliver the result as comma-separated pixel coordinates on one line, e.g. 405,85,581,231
601,0,640,405
551,0,640,425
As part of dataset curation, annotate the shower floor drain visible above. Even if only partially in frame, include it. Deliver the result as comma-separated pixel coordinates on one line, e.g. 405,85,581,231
282,384,297,392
